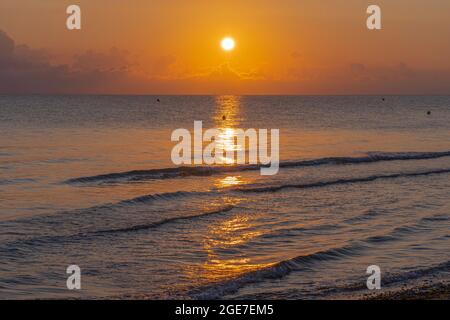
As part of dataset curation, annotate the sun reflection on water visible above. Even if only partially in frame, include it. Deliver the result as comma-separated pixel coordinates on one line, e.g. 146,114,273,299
185,213,273,283
213,95,243,165
214,175,244,188
183,96,271,284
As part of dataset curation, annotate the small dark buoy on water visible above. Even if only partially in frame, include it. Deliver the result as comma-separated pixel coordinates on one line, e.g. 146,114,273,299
157,98,160,102
427,110,431,115
382,98,385,101
222,115,226,121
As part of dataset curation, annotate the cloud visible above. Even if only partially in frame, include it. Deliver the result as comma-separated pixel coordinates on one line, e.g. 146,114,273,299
350,63,366,74
349,63,415,81
0,30,70,93
150,55,176,76
291,51,303,59
0,29,449,95
0,30,141,94
73,48,133,72
207,63,243,81
0,30,14,59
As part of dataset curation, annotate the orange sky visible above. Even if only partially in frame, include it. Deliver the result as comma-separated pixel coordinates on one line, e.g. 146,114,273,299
1,0,450,94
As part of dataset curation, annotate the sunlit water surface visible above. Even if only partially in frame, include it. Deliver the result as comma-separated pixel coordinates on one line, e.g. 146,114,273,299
0,95,449,299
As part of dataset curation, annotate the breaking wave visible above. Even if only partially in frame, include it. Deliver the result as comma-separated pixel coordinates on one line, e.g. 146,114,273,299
65,151,450,184
238,168,450,193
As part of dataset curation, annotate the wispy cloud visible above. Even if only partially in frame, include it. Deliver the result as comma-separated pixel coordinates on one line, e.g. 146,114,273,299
1,30,449,95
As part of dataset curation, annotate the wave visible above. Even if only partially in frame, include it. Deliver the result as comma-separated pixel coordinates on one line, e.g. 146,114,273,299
7,167,447,251
0,178,35,185
75,190,210,214
381,260,450,287
258,223,340,240
238,168,450,193
291,260,450,299
190,242,367,299
365,234,400,244
189,219,442,299
64,150,450,184
360,223,430,245
116,190,206,206
342,209,382,224
421,214,449,222
0,205,236,254
93,205,235,235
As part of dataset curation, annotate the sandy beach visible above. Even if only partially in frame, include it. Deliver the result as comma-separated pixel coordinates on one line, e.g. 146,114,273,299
365,283,450,300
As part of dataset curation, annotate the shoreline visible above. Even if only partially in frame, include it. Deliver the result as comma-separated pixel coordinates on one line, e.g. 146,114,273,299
363,283,450,300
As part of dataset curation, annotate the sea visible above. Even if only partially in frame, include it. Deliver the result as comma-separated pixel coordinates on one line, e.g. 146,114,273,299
0,95,449,299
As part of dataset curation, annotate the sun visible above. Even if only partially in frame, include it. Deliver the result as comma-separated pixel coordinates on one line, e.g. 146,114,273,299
221,37,235,51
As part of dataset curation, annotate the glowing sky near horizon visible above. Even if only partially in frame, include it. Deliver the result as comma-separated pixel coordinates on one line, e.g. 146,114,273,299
0,0,449,94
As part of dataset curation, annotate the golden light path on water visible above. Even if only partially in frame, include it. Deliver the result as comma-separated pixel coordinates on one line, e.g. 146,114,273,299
183,96,274,285
200,213,272,282
215,175,243,188
184,208,275,283
212,96,248,189
214,95,243,165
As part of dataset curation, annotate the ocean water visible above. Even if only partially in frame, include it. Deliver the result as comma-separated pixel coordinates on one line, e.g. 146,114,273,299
0,95,449,299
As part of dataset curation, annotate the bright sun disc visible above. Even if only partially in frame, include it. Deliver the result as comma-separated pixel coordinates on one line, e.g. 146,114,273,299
221,37,235,51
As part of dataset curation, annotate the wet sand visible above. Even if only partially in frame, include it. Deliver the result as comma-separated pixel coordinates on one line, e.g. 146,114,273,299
364,283,450,300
